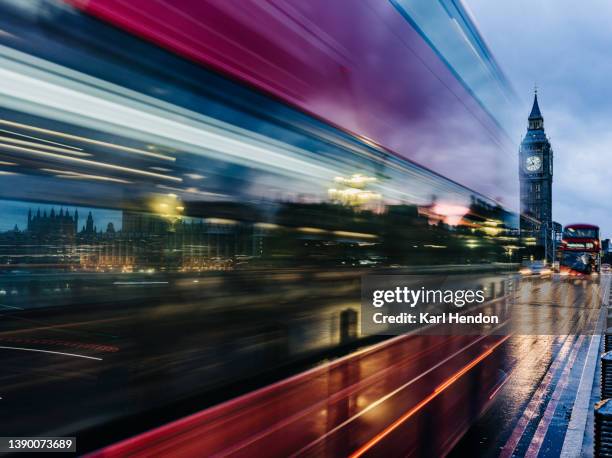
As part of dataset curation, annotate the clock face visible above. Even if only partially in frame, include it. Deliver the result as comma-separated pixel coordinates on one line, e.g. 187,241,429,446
525,155,542,172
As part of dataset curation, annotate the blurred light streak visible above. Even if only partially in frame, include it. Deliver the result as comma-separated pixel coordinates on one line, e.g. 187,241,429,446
298,227,327,234
333,231,377,239
0,46,340,182
204,218,238,225
489,371,512,400
113,281,169,285
0,135,91,156
0,345,102,361
328,187,382,206
155,184,226,198
0,120,174,161
334,174,376,188
0,142,181,181
53,173,131,184
0,337,118,353
0,304,24,310
184,173,205,180
451,18,484,63
254,222,280,229
0,128,83,151
349,335,511,458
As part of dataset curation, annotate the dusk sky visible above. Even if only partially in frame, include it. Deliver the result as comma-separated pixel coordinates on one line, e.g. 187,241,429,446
468,0,612,239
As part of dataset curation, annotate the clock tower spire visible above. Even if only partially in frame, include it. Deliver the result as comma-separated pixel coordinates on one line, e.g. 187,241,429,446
528,88,543,129
520,89,554,260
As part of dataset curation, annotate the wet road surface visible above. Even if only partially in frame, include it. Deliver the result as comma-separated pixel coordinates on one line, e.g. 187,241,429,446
451,274,606,458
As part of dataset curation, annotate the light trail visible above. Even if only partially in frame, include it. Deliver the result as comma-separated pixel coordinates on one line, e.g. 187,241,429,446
55,174,131,184
0,337,119,353
0,345,102,361
0,304,24,310
0,128,83,150
41,168,131,184
0,120,175,161
0,142,181,182
113,281,169,285
489,372,511,400
0,48,340,182
0,135,91,156
349,335,512,458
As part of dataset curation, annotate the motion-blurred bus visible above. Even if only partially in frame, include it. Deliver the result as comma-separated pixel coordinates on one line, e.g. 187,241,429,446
0,0,520,455
558,224,601,275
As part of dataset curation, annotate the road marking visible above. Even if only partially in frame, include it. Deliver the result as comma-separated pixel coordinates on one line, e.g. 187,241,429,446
560,281,607,457
525,334,586,457
500,334,575,458
559,327,602,456
0,345,102,361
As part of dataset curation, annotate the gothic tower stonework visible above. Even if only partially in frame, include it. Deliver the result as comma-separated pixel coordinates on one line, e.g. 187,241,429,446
519,91,554,258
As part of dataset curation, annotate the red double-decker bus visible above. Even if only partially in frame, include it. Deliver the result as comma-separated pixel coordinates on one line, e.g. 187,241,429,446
558,224,601,275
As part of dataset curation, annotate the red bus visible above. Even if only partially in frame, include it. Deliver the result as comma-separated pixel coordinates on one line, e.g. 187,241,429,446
0,0,516,456
558,224,601,275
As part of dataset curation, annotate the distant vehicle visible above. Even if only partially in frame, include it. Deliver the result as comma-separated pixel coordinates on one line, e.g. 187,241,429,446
519,260,552,277
558,224,601,275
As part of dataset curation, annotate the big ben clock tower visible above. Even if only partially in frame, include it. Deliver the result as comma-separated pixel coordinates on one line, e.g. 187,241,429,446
519,90,553,258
